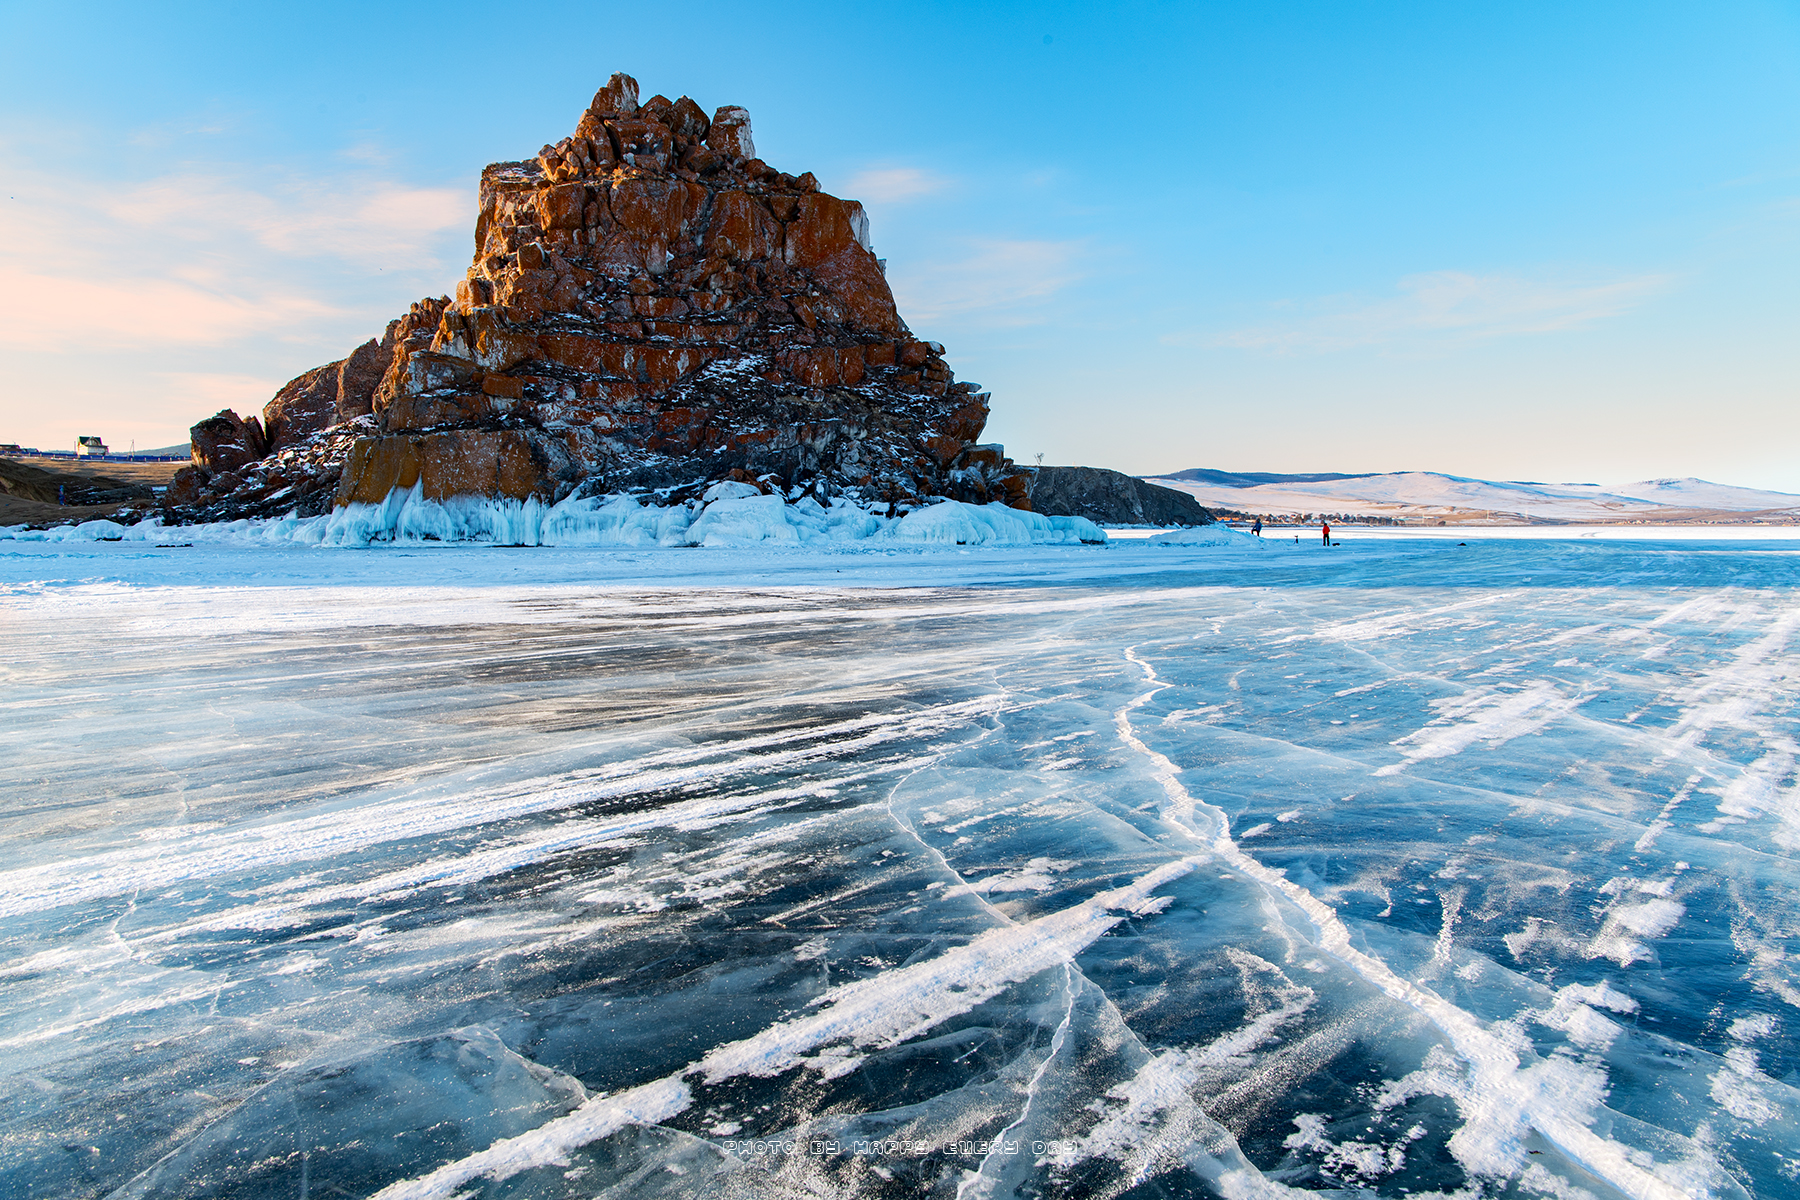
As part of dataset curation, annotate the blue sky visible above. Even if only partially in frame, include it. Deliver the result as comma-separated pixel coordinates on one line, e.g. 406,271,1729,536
3,1,1796,488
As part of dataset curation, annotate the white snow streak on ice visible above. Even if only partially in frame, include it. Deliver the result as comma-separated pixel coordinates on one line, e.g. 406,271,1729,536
1696,738,1800,849
1587,876,1689,968
1635,774,1702,852
1665,609,1800,751
1376,682,1589,776
1058,967,1313,1186
1648,606,1800,851
0,699,1003,919
695,858,1201,1083
1295,594,1516,646
368,857,1205,1199
115,760,939,943
1709,1017,1785,1126
1116,648,1697,1200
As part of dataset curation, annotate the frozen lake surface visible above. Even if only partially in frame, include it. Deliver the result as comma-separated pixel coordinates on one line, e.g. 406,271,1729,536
2,534,1797,1198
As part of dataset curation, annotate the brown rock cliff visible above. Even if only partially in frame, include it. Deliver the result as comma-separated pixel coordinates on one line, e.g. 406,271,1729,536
169,74,1027,523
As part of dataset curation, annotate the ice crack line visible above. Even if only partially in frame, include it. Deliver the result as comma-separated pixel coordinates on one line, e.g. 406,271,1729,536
957,961,1079,1200
1114,646,1696,1200
367,859,1202,1200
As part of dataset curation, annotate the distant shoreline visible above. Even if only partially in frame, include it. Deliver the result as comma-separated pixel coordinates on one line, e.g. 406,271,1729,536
1196,523,1800,541
1144,469,1800,529
1205,515,1800,528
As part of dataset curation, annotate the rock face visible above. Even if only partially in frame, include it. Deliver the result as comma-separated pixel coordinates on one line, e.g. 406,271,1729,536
189,410,267,474
168,74,1027,523
1027,466,1213,526
262,366,337,455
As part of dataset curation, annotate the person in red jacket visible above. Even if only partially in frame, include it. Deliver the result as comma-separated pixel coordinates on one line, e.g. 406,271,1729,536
1322,521,1331,545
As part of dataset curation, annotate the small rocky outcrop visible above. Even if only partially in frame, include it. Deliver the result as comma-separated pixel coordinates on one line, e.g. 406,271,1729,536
1027,466,1213,526
188,410,267,474
169,411,368,517
167,73,1028,524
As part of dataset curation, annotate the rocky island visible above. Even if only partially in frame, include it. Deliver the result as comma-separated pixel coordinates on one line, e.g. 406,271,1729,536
155,73,1210,536
166,74,1043,526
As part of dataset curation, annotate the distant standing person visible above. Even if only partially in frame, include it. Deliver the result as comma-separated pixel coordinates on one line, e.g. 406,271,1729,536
1251,518,1262,537
58,485,65,506
1321,521,1331,545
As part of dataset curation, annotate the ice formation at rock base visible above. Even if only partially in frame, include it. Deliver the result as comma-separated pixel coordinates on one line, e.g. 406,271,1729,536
5,490,1111,548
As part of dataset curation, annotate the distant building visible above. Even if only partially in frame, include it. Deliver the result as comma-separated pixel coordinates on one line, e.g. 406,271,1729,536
76,436,107,457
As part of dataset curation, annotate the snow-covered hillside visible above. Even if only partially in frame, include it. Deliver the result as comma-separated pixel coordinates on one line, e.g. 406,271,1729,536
1148,469,1800,523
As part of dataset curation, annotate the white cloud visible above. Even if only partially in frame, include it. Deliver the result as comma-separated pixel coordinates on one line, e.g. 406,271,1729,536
841,167,950,204
0,140,470,447
0,150,467,351
888,239,1082,325
1205,270,1672,352
0,269,338,351
102,174,466,264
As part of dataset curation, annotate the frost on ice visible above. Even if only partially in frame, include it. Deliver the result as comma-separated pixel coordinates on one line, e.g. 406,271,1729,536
0,534,1796,1198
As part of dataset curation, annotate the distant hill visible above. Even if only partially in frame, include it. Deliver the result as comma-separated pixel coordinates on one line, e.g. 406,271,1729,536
1144,469,1800,525
1158,468,1374,488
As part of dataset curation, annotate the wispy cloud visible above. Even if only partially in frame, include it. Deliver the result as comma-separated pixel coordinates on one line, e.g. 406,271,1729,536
157,371,287,412
102,174,466,264
0,150,467,351
1201,270,1672,352
842,167,950,204
340,142,395,166
888,239,1082,326
0,271,338,350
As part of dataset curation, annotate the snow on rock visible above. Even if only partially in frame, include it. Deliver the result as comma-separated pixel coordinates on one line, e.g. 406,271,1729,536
699,480,764,503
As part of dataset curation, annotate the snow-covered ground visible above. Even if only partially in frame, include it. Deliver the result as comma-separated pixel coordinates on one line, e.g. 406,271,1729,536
2,532,1797,1199
1149,470,1800,523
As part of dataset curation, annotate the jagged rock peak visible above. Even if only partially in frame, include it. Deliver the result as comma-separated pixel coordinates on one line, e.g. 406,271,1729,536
168,73,1027,524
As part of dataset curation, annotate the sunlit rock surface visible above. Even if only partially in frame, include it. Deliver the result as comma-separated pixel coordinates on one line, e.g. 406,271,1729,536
167,73,1025,526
